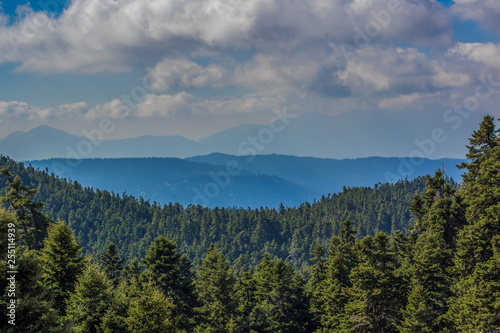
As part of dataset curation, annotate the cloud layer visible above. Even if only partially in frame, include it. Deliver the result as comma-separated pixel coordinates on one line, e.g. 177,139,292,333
0,0,499,143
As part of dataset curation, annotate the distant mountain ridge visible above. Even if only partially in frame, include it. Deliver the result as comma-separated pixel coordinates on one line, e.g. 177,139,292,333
0,125,211,160
28,154,465,208
0,109,483,160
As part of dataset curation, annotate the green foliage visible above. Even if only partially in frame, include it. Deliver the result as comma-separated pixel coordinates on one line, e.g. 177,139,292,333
0,115,499,332
449,115,500,330
40,220,86,314
100,242,125,285
0,165,51,249
254,254,314,332
400,171,465,332
0,156,426,268
141,236,197,330
126,282,177,333
195,245,237,332
65,262,114,332
343,232,403,332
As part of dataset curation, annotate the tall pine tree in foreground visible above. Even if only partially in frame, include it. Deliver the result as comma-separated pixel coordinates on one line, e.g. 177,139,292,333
196,244,237,332
142,236,198,330
449,115,500,330
343,232,403,332
65,262,113,332
254,253,314,332
40,220,85,315
400,171,465,332
319,220,357,332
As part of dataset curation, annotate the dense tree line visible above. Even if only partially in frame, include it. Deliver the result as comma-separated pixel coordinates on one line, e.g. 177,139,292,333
0,155,429,269
0,115,499,332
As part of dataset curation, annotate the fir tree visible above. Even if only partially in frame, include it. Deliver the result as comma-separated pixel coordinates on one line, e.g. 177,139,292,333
306,244,327,327
126,282,177,333
0,166,51,249
65,262,114,332
344,232,403,332
320,220,357,332
449,115,500,330
196,245,237,332
142,236,197,330
400,171,465,331
40,220,85,314
254,253,314,332
100,242,125,285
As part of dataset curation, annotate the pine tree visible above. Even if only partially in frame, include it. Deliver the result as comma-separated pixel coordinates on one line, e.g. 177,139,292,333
122,257,142,282
142,236,197,330
449,115,500,330
196,245,237,332
306,244,327,327
126,282,177,333
100,242,125,285
400,171,465,332
0,166,51,249
254,253,314,332
40,220,85,314
0,224,63,332
65,262,114,332
344,232,403,332
320,220,357,332
100,280,131,333
234,268,261,332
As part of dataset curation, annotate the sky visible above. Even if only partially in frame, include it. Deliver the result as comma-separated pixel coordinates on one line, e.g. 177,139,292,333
0,0,499,145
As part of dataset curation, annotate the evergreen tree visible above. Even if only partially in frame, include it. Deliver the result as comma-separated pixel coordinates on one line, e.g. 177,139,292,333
234,268,261,332
343,232,403,332
196,245,237,332
100,242,125,285
142,236,197,330
320,220,357,332
126,282,177,333
40,220,85,314
400,171,465,332
0,211,63,332
254,253,314,332
449,115,500,330
100,280,131,333
306,244,327,327
0,165,51,249
122,257,142,282
65,262,114,333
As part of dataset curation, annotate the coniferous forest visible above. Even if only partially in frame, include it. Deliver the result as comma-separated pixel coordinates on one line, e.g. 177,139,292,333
0,115,499,332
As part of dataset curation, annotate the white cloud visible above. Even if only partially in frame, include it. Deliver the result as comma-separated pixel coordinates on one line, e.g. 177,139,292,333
335,46,473,95
448,42,500,71
378,92,420,109
136,92,198,117
0,101,91,121
146,58,230,91
0,0,453,74
453,0,500,33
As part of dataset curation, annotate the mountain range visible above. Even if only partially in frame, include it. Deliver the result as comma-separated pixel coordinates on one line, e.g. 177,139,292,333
0,110,483,161
28,154,464,208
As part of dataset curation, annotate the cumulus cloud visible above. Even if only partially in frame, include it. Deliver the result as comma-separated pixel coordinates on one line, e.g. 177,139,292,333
146,58,230,91
0,0,453,74
0,101,90,122
453,0,500,33
335,46,472,96
136,92,198,117
448,42,500,71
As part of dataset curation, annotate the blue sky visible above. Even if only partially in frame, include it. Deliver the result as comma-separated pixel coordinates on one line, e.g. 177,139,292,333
0,0,499,154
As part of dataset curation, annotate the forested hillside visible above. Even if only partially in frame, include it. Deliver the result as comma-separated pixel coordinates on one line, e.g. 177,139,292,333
0,155,429,268
1,116,498,332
